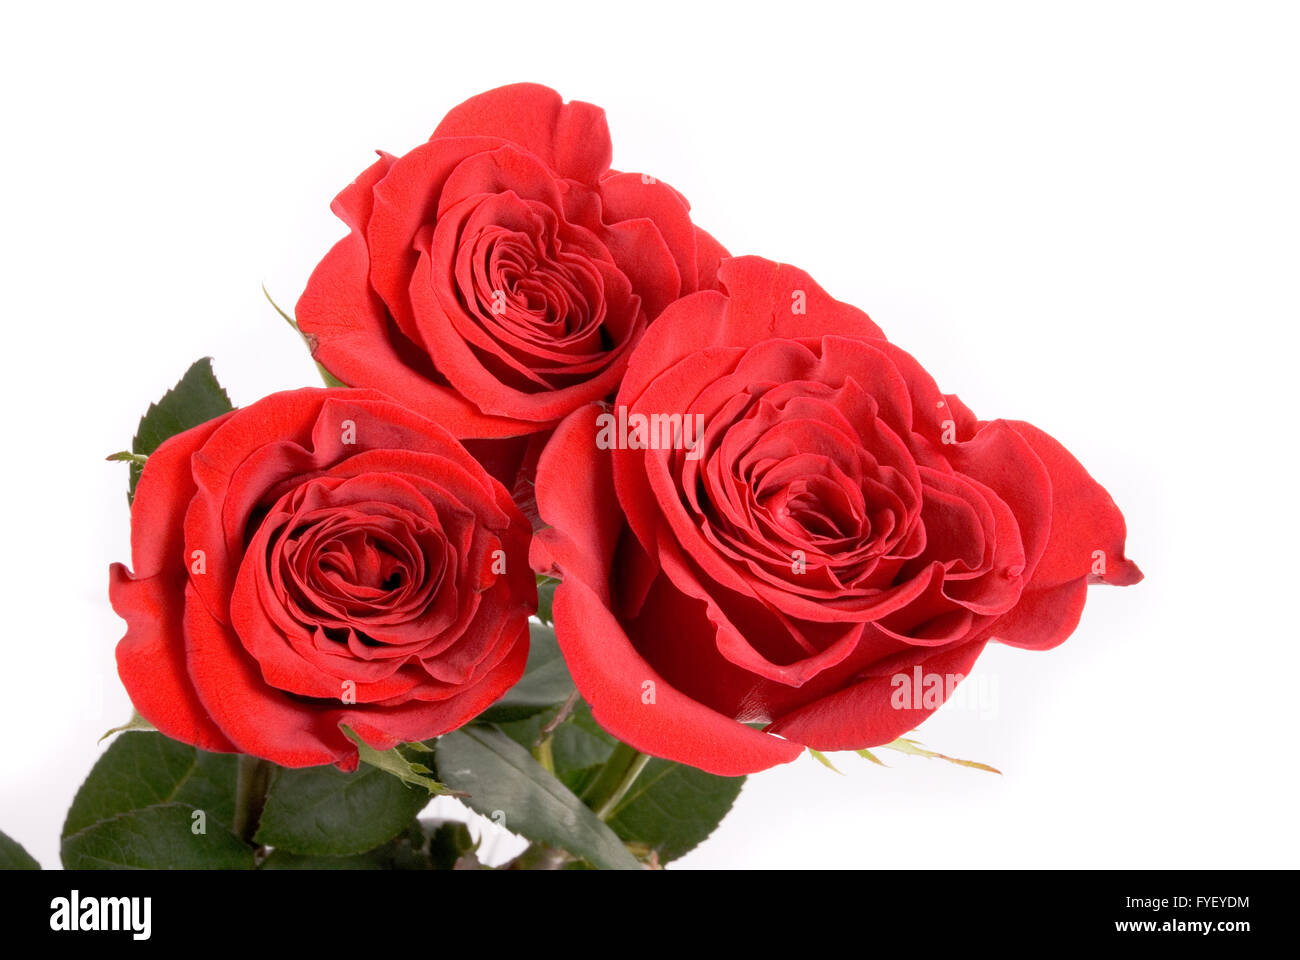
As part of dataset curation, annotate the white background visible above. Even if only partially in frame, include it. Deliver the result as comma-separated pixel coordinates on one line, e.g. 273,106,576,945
2,1,1296,870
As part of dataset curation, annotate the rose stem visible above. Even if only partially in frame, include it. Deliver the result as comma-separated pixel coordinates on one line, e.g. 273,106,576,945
586,742,652,822
231,754,273,845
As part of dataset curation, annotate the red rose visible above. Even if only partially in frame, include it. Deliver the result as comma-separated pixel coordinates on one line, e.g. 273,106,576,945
296,83,726,442
109,389,534,768
531,256,1141,776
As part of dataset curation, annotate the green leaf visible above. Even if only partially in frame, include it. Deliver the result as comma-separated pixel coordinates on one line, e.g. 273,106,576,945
435,725,641,870
426,820,477,870
856,748,886,766
259,820,435,870
125,357,233,502
550,702,618,791
0,830,40,869
497,700,740,865
254,763,429,857
535,576,558,624
340,726,458,794
63,731,239,840
62,804,254,869
496,698,615,797
479,622,575,723
604,761,746,864
880,737,1002,775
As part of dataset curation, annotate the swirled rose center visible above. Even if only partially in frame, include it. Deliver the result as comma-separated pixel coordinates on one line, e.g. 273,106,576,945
437,192,641,396
468,228,607,349
681,377,923,594
268,495,456,648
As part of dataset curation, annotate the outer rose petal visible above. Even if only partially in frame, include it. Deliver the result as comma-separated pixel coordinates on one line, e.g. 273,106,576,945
111,413,237,753
765,638,989,751
186,587,524,769
552,577,803,776
618,255,884,407
1008,420,1144,588
985,579,1090,651
692,226,727,291
529,407,625,599
365,135,504,343
532,404,802,775
431,83,613,186
125,412,236,579
184,587,347,766
957,422,1138,653
296,158,524,436
598,171,708,311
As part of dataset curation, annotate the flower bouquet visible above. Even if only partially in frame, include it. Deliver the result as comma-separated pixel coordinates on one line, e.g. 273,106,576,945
11,84,1140,873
